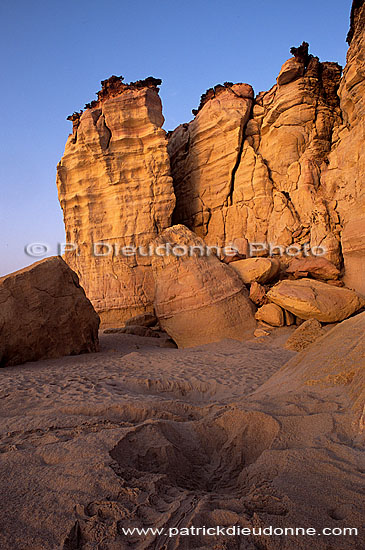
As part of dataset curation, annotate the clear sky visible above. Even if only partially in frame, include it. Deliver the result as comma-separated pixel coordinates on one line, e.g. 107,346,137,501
0,0,352,276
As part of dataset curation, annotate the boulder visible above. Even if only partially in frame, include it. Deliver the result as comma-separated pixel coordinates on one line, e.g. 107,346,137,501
249,282,267,306
151,225,256,348
285,319,325,352
0,257,100,367
255,303,285,327
286,257,340,280
230,257,280,284
267,278,365,322
277,57,305,86
284,309,296,325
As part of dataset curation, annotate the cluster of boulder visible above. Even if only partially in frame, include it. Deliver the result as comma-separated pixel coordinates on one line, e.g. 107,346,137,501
107,223,364,349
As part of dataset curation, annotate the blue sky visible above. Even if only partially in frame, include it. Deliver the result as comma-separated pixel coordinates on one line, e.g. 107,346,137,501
0,0,352,275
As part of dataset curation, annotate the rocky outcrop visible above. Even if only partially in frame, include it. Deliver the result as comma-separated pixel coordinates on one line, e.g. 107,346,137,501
151,225,256,348
57,76,175,327
167,2,364,293
267,278,365,322
55,2,364,324
0,257,99,367
168,46,343,266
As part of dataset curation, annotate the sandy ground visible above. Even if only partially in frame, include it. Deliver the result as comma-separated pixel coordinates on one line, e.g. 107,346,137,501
0,330,363,550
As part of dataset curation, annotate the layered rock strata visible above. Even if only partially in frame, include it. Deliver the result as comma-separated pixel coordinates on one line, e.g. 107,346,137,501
168,50,343,267
168,3,364,294
57,76,175,327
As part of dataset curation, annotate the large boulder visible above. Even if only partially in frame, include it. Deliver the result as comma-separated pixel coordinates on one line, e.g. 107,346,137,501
286,257,340,280
267,278,365,322
230,257,279,284
151,225,256,348
0,257,100,367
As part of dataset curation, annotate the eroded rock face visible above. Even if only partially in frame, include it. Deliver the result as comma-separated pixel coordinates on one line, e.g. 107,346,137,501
57,77,175,327
321,0,365,293
151,225,256,348
168,50,343,267
0,257,99,367
168,2,364,292
267,278,365,322
167,84,254,242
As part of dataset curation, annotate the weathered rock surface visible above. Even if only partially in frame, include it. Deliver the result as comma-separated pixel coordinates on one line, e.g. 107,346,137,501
284,309,296,325
257,311,365,431
286,256,340,280
230,257,279,284
285,318,325,351
57,76,175,328
104,325,159,337
268,278,365,322
151,225,256,348
167,83,254,243
168,47,343,267
167,2,364,292
321,0,365,292
341,208,365,295
0,257,99,367
249,282,267,306
255,303,285,327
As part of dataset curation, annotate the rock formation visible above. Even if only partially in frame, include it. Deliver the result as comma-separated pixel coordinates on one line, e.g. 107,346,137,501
151,225,256,347
57,0,364,331
168,49,343,266
57,76,175,327
167,1,364,295
0,257,99,367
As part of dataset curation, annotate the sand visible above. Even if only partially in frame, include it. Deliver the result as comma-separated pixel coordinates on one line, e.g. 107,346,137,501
0,330,363,550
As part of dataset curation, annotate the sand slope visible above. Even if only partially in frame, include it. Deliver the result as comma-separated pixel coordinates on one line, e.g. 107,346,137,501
0,330,363,550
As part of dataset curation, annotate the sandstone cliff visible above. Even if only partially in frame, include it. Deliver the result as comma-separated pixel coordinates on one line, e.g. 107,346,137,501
57,1,364,328
57,76,175,327
168,2,364,294
168,46,344,266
